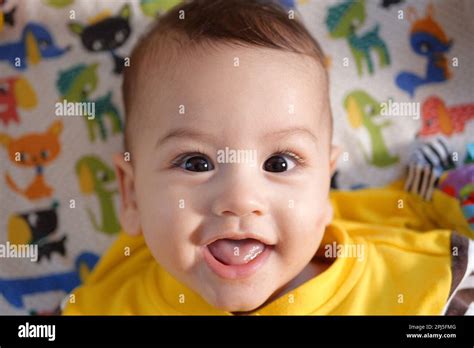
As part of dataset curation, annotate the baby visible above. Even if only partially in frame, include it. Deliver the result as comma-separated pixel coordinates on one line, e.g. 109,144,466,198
63,0,473,315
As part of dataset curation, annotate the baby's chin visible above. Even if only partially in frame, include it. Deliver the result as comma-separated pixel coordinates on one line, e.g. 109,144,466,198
200,282,275,313
192,267,285,312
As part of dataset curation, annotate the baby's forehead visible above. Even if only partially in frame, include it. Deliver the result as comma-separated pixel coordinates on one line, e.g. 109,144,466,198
141,44,327,107
128,43,331,151
160,42,324,82
157,50,323,105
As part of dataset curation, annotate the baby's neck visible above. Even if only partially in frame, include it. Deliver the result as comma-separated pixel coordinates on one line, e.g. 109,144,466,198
270,257,331,301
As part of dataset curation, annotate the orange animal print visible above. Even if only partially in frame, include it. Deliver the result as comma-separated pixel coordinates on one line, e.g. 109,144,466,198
0,121,63,200
418,96,474,137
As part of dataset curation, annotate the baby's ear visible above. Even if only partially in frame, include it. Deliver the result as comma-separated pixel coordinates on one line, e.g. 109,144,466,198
113,153,141,236
329,145,342,175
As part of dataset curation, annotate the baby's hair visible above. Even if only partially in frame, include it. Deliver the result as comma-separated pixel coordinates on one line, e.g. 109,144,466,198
123,0,329,152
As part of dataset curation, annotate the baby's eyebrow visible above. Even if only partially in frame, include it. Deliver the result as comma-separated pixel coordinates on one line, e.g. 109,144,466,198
156,128,217,148
156,126,318,148
263,126,318,144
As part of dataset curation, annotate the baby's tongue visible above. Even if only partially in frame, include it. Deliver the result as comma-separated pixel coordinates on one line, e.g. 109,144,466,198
208,238,265,265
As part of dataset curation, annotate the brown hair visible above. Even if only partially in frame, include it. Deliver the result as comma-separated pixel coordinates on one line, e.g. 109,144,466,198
123,0,327,151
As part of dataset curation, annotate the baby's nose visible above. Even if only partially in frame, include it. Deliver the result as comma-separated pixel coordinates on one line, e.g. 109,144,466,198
213,195,265,218
210,167,267,218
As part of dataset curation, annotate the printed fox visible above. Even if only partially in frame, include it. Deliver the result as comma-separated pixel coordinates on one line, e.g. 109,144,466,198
0,121,63,200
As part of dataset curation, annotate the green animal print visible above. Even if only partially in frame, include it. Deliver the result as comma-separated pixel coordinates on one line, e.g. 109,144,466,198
326,0,390,75
140,0,181,17
343,90,399,167
57,63,122,142
76,155,120,234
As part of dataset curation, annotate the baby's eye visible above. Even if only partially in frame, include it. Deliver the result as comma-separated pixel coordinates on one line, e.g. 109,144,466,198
263,154,297,173
175,154,215,172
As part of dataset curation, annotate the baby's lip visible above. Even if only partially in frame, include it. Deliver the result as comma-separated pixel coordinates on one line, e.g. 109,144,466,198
202,232,276,247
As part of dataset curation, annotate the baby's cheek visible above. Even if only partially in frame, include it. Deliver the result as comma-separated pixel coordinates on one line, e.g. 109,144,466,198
138,183,202,269
275,191,327,259
141,211,195,273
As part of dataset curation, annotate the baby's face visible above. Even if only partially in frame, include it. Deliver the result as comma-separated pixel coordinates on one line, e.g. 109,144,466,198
118,45,336,312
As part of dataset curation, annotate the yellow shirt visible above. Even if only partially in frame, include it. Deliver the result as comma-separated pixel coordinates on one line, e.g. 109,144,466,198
63,183,472,315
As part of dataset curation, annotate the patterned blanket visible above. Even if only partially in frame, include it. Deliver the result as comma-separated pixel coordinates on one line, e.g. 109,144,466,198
0,0,473,314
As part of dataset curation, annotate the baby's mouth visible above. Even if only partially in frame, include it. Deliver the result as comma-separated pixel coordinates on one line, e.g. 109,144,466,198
207,238,266,266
